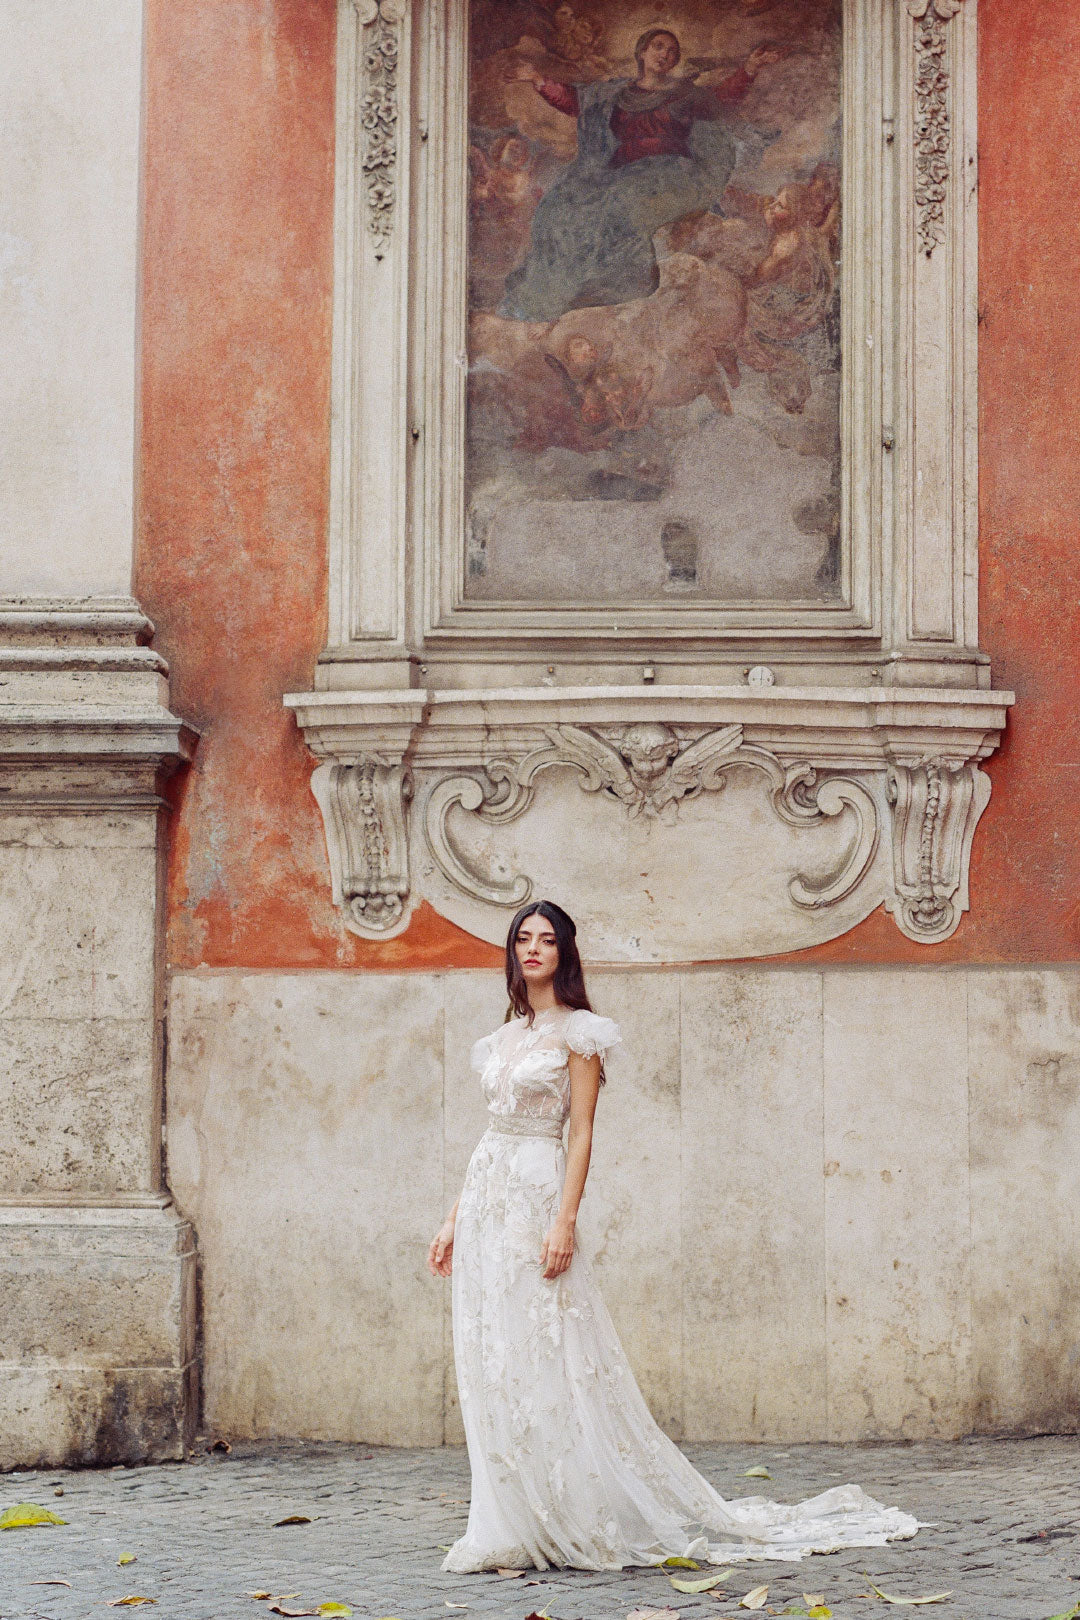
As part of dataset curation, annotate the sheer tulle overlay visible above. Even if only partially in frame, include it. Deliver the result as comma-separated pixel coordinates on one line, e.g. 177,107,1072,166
443,1008,918,1573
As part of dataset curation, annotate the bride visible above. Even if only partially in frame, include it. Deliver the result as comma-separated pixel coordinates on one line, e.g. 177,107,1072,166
428,899,918,1572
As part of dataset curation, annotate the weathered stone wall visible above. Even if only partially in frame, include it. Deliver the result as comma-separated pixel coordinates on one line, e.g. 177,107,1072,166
165,965,1080,1445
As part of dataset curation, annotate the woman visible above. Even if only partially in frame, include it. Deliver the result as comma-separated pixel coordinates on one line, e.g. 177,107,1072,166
429,899,918,1572
500,29,777,320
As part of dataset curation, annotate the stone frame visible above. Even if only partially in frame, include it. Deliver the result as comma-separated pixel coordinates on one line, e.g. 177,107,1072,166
288,0,1013,957
324,0,980,683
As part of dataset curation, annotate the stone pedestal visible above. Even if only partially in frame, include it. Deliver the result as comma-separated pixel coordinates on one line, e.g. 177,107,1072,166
0,601,197,1466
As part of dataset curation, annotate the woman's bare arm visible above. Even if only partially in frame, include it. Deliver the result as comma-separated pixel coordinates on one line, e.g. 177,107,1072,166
541,1049,602,1279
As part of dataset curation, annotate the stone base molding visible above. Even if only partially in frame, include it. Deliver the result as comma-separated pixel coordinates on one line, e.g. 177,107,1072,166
0,1203,197,1469
0,599,198,1466
286,683,1012,959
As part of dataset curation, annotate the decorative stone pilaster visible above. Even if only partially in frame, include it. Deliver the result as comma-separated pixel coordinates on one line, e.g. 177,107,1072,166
0,600,198,1467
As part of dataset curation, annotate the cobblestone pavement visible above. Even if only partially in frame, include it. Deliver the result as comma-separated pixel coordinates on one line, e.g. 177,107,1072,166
3,1437,1080,1620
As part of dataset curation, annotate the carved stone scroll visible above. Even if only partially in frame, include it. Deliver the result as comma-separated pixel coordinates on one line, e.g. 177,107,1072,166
907,0,967,257
884,757,990,943
311,757,413,937
423,725,880,920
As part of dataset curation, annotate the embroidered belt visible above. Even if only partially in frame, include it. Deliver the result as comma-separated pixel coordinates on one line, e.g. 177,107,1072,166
486,1114,565,1141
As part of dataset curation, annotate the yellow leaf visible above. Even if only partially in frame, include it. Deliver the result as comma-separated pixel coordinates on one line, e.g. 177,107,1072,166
118,1554,137,1567
808,1609,832,1618
662,1556,700,1569
670,1573,729,1593
0,1502,67,1529
317,1606,353,1618
865,1580,953,1606
740,1587,769,1611
273,1514,312,1527
106,1601,157,1609
742,1466,772,1480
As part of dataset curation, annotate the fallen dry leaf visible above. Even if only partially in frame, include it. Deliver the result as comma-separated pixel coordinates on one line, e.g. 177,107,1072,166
663,1556,701,1569
0,1501,67,1529
268,1608,318,1618
804,1600,825,1610
670,1573,730,1593
317,1606,353,1618
807,1609,831,1619
273,1514,313,1527
118,1554,137,1567
248,1595,273,1602
496,1567,525,1577
445,1605,469,1612
743,1467,772,1480
865,1580,952,1606
30,1580,73,1588
740,1588,769,1612
106,1601,157,1609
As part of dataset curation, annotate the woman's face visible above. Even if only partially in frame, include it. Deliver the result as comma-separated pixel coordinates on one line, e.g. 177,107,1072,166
515,914,559,991
641,32,679,76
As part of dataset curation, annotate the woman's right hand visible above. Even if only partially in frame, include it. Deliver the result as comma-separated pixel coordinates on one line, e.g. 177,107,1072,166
504,58,543,86
428,1218,456,1278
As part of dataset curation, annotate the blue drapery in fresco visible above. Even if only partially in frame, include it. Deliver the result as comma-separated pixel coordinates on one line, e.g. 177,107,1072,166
500,78,738,322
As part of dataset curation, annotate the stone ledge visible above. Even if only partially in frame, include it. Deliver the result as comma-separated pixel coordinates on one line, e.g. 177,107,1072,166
284,683,1013,955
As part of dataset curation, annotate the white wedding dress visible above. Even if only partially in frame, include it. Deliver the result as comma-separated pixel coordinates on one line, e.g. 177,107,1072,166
442,1007,918,1573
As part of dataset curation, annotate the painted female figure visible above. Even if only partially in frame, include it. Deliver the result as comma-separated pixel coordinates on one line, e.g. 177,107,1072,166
501,28,778,321
429,900,918,1572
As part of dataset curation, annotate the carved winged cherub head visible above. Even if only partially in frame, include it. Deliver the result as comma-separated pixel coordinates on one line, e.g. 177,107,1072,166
617,723,680,790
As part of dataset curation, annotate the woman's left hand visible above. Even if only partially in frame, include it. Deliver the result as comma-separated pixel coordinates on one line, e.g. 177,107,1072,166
540,1218,576,1280
746,44,784,77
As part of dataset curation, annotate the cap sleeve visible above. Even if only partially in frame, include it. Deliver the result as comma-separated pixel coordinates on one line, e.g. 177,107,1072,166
470,1032,497,1073
564,1009,622,1060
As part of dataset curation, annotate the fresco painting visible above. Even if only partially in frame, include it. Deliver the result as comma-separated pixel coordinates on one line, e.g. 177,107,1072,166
465,0,842,605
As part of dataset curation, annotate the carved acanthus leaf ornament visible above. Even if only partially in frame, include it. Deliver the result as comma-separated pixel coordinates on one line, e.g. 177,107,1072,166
907,0,968,257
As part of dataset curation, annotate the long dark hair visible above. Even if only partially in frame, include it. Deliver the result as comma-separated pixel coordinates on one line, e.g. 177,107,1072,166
505,901,608,1083
505,900,593,1023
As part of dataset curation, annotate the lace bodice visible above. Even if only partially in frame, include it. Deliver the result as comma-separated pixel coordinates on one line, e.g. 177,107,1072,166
472,1008,622,1125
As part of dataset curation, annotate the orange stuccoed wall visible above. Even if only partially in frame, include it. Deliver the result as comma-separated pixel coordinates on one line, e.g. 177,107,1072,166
136,0,1080,975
